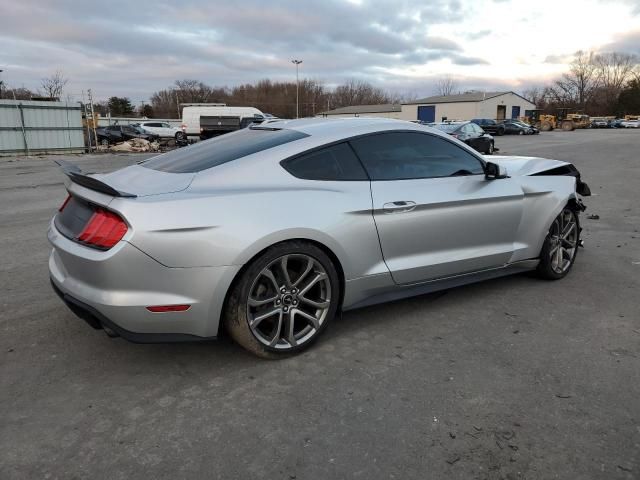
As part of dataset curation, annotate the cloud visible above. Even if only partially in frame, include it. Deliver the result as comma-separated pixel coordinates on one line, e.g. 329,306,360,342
451,55,490,66
0,0,638,101
598,29,640,55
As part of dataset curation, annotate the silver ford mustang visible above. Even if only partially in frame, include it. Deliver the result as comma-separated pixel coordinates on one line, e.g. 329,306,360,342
49,118,590,357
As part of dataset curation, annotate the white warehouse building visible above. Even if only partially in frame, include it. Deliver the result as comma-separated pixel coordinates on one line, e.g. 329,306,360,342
320,91,536,122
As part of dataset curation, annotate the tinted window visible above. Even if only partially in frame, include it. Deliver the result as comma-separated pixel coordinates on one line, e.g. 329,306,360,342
350,132,484,180
141,127,309,173
282,143,368,181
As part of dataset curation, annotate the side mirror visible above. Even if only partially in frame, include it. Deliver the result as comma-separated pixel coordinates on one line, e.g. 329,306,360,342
485,161,508,179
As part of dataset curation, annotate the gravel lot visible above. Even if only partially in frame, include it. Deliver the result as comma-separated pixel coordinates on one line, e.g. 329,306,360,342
1,129,639,479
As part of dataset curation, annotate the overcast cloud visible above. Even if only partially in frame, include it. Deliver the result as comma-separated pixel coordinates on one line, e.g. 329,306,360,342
0,0,639,101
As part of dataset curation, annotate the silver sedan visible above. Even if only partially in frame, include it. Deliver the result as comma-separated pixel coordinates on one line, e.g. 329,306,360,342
49,118,590,357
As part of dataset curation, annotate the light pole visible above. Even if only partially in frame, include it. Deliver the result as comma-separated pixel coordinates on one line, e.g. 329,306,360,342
291,59,302,118
0,69,4,100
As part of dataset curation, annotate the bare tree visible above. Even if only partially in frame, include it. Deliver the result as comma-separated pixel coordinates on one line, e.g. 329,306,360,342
593,52,639,110
521,86,545,106
434,75,458,96
330,79,393,107
40,71,68,99
549,51,598,109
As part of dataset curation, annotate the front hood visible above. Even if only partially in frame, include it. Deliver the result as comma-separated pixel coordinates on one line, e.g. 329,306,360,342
93,164,195,197
488,155,570,176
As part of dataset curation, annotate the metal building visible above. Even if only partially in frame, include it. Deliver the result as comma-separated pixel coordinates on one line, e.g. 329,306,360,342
0,100,85,155
320,91,536,123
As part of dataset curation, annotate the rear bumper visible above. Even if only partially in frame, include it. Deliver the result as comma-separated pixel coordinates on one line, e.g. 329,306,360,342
48,219,241,340
50,279,215,343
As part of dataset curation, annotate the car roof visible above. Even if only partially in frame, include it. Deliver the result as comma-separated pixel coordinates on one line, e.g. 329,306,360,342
254,117,461,142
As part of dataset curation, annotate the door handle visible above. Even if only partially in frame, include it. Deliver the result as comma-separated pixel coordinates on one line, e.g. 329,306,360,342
383,201,417,213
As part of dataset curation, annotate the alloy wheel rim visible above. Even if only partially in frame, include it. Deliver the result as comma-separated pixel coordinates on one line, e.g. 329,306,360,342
548,209,578,274
247,254,331,349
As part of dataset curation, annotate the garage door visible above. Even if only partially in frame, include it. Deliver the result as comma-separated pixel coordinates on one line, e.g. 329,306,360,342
417,105,435,123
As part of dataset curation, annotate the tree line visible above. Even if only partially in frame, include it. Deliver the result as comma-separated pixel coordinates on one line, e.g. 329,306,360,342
142,78,408,119
2,51,639,118
523,51,640,116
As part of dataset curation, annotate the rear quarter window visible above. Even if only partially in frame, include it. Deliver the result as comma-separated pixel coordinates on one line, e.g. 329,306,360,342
281,143,368,181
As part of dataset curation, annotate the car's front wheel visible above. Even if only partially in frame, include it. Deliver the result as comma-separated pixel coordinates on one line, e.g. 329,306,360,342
225,241,340,358
536,207,580,280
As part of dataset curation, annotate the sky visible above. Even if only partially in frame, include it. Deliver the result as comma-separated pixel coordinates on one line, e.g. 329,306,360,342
1,0,639,102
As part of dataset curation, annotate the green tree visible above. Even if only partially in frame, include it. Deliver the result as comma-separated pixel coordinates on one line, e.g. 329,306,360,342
107,97,135,116
617,79,640,115
140,104,155,118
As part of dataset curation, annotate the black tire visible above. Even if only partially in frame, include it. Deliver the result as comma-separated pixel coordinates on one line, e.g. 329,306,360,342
99,137,109,146
536,207,580,280
496,127,505,136
224,241,340,358
518,130,525,135
486,141,494,155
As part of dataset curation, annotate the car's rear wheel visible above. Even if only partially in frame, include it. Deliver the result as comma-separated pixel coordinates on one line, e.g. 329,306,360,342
536,207,579,280
224,241,340,358
486,141,494,155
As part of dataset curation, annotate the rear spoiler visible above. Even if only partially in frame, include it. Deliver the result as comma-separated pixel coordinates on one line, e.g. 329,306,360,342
54,160,137,198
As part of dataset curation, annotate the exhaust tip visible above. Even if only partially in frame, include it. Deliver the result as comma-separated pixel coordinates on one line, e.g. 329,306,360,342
102,325,120,338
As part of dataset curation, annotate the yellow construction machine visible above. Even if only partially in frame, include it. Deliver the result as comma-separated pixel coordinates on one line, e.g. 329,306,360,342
524,108,589,131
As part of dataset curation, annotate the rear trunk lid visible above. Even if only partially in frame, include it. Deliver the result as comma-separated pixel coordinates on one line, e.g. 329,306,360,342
93,164,195,197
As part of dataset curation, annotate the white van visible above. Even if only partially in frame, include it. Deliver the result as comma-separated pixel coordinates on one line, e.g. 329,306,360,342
181,105,265,139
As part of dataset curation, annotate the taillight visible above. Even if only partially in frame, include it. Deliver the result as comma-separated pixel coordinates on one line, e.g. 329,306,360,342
59,194,71,212
76,208,128,249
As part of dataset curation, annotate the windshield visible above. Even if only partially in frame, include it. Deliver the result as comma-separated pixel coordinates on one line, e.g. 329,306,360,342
141,128,309,173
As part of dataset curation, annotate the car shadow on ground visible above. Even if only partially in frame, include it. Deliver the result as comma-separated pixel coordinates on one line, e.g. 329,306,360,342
51,271,540,372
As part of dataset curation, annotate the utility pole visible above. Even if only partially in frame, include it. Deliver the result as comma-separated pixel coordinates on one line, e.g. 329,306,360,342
87,89,98,150
0,69,4,99
291,59,302,118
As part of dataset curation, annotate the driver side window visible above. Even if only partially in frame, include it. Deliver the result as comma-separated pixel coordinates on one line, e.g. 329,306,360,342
350,132,485,180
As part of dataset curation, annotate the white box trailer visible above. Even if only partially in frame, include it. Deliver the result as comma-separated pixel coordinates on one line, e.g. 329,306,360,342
181,105,265,139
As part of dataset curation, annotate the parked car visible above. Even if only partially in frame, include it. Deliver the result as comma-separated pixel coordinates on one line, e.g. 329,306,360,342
591,118,610,128
432,121,495,154
620,119,640,128
49,118,590,357
470,118,505,136
500,119,539,135
96,125,159,145
135,121,185,140
610,119,624,128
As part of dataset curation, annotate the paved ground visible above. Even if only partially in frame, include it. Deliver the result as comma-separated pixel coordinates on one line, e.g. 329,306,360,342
1,129,639,479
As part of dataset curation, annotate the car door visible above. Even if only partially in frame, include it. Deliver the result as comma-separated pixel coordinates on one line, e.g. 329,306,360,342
469,123,489,152
462,124,484,152
161,123,174,137
350,131,525,285
107,125,123,142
